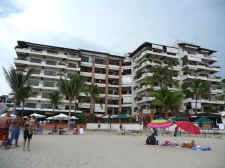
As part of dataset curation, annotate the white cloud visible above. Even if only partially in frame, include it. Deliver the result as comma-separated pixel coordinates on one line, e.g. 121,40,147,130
0,0,224,95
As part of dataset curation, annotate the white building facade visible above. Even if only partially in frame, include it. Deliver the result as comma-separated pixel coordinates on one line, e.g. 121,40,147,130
14,41,224,116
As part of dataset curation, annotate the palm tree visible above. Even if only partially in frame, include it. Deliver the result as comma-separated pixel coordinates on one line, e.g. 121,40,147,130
144,65,178,89
3,67,33,114
87,83,103,113
19,86,33,115
182,79,210,114
151,87,183,118
49,90,61,113
71,74,87,114
58,75,77,125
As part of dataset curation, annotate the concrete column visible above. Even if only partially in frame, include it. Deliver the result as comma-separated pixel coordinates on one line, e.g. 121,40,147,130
90,55,95,113
105,57,109,114
118,59,122,114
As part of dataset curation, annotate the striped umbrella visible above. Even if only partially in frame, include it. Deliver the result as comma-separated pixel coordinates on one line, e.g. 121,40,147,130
147,118,173,128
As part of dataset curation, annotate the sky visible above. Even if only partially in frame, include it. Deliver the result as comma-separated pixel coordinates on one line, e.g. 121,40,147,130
0,0,224,95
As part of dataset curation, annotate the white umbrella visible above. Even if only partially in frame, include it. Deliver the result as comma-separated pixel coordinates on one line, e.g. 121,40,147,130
1,113,16,118
52,113,69,120
71,116,78,120
30,113,46,118
46,117,54,120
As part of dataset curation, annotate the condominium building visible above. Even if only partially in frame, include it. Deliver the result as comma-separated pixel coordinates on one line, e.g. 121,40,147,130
14,41,224,116
14,41,133,116
130,42,224,115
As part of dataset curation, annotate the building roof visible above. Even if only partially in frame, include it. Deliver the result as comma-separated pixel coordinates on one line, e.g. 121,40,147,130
16,41,123,58
129,42,178,57
177,42,216,54
16,41,80,54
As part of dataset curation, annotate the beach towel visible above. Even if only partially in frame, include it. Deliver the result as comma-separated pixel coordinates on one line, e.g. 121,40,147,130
192,146,211,151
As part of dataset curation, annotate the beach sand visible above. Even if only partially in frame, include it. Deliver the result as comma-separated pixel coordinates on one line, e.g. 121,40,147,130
0,132,225,168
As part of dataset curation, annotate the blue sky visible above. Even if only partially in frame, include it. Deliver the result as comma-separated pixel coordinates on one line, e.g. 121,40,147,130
0,0,224,94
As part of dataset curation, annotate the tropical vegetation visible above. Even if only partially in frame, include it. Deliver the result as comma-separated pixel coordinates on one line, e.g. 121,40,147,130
182,79,210,114
3,67,33,114
48,90,61,113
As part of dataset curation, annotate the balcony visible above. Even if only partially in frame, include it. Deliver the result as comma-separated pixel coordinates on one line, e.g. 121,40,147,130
135,50,178,62
136,97,154,104
80,72,92,77
16,48,81,62
183,75,221,82
134,73,153,82
184,98,225,105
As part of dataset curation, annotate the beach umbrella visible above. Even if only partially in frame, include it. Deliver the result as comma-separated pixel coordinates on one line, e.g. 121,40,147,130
71,116,78,120
112,114,130,119
176,121,200,134
171,116,188,121
1,113,16,118
30,113,46,118
52,113,69,120
0,104,8,113
46,117,54,120
147,118,173,128
194,117,212,123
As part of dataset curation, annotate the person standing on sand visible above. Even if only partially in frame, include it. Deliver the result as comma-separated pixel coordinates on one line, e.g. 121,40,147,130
23,116,35,151
174,126,179,137
0,111,11,149
9,113,23,147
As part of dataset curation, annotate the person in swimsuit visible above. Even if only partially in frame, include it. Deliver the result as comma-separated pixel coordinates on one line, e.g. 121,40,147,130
23,116,35,151
0,111,11,149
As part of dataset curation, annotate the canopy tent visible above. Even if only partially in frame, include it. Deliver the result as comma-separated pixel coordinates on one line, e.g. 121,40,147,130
30,113,46,118
102,115,117,119
171,116,188,121
112,114,130,119
194,117,212,123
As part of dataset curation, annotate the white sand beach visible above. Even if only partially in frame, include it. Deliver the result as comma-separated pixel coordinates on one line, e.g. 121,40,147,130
0,132,225,168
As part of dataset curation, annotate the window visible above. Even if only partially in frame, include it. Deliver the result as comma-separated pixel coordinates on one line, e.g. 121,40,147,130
31,69,41,74
30,58,42,63
42,91,50,98
43,81,55,87
28,79,39,86
25,103,36,108
46,60,57,65
81,55,91,62
44,70,56,76
41,104,52,109
31,48,42,53
68,63,77,68
95,57,105,64
47,50,58,54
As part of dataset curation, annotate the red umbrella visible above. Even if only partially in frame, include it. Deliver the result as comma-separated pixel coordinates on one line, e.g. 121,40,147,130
176,121,200,135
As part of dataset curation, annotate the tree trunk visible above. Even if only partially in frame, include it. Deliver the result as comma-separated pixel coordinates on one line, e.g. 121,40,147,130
93,98,95,114
195,95,198,115
68,99,72,128
22,101,25,116
13,100,16,115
